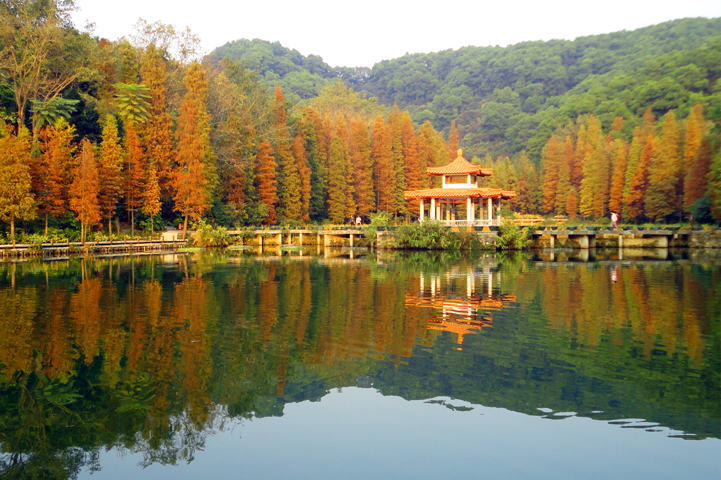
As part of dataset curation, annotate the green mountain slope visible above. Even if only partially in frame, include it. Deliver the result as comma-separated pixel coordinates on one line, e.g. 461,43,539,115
211,18,721,161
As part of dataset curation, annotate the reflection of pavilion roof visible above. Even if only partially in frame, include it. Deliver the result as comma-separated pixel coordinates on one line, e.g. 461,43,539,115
404,188,516,200
405,293,515,350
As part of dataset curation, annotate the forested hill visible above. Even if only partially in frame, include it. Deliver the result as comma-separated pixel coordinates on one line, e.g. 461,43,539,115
211,17,721,160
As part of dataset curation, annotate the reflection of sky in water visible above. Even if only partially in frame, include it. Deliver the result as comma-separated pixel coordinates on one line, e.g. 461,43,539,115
85,387,720,480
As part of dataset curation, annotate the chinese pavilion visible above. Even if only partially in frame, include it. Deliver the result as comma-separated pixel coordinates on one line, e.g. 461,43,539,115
404,149,516,226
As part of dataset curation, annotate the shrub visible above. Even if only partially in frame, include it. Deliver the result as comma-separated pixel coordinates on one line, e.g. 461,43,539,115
496,220,530,250
191,219,232,247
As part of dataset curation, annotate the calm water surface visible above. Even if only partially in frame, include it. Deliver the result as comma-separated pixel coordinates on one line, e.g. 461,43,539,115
0,249,719,479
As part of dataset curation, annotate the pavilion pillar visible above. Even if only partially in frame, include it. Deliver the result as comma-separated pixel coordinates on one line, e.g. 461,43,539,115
466,197,472,224
487,198,492,224
430,198,436,220
420,199,425,221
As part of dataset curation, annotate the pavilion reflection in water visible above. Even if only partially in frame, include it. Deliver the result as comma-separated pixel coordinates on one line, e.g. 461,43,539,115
407,265,515,350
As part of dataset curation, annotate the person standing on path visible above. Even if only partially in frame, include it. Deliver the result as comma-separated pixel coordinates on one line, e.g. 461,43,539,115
611,212,619,229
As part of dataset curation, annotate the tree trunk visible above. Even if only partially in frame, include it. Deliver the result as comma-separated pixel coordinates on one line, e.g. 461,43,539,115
45,214,48,236
108,217,112,235
10,217,15,238
131,210,135,236
182,215,189,240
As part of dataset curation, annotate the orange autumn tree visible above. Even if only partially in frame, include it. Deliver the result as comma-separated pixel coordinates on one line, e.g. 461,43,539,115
625,135,655,222
447,120,459,159
174,63,213,236
273,85,301,221
98,115,123,234
566,187,578,220
541,136,561,214
401,113,421,216
555,136,573,215
291,134,312,222
608,139,628,214
69,139,101,243
0,125,35,237
256,140,278,224
349,119,374,217
124,122,145,235
372,115,395,213
35,118,75,234
141,44,175,198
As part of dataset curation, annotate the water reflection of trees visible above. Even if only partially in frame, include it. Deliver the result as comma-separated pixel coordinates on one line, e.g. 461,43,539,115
0,254,718,477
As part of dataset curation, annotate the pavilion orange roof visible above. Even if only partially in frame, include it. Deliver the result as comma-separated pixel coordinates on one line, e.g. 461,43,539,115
404,188,517,200
426,149,492,176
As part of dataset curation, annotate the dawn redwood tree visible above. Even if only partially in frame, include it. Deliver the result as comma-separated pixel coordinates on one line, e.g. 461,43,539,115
255,140,278,224
35,118,75,234
580,116,601,219
124,122,145,236
274,85,301,221
69,139,101,243
0,125,35,237
401,113,421,216
174,63,213,236
625,135,655,222
566,187,578,220
608,139,628,215
98,115,124,234
141,44,175,198
541,136,560,214
554,136,573,215
328,135,350,224
291,134,312,222
571,125,586,189
349,119,374,217
447,120,459,159
142,161,162,233
372,115,395,213
622,127,645,219
684,137,713,212
683,106,705,212
388,107,405,216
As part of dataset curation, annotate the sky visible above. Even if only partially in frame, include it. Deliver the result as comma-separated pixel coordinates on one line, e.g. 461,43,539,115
70,0,721,68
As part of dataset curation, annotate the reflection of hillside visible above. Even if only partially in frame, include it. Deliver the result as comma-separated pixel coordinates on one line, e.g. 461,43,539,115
0,253,718,477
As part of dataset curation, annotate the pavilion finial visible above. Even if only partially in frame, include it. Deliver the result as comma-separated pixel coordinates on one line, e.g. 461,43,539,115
457,149,463,159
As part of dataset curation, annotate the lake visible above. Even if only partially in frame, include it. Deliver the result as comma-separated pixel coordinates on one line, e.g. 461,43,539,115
0,248,719,479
